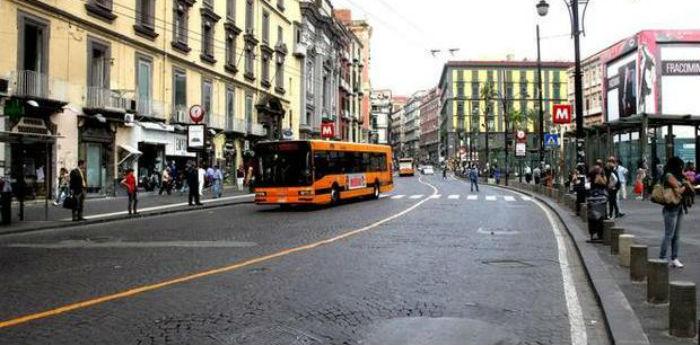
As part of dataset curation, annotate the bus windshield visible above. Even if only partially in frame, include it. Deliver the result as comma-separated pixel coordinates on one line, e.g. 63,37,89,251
255,142,312,187
399,159,413,170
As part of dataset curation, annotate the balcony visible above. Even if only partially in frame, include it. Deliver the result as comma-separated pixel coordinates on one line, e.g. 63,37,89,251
226,117,246,134
12,70,68,102
136,98,165,118
85,87,134,112
248,122,267,137
209,114,225,129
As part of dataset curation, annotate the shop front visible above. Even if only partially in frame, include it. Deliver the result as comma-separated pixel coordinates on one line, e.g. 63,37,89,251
78,117,115,195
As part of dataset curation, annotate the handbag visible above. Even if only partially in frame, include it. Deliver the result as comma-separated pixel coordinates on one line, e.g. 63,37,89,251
62,194,76,209
651,174,682,206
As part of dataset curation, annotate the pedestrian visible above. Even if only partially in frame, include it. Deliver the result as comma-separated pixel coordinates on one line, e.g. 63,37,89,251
186,164,202,206
469,164,479,192
533,165,542,185
494,165,501,185
53,167,69,206
236,166,245,191
69,160,87,221
587,160,608,240
159,167,172,195
1,175,12,225
634,159,647,200
525,165,532,184
617,159,629,201
121,168,138,215
198,164,207,197
211,164,223,198
605,156,623,219
658,156,687,268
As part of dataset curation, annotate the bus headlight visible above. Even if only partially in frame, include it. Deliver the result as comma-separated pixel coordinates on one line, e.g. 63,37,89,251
255,191,267,197
298,189,313,196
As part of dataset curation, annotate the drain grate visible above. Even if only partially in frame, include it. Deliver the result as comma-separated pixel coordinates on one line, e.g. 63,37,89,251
482,259,533,268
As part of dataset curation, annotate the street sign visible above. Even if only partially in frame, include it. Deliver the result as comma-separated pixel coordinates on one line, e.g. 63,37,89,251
544,133,560,149
321,122,335,138
515,130,526,141
515,143,527,157
189,105,205,124
187,124,205,151
552,104,572,124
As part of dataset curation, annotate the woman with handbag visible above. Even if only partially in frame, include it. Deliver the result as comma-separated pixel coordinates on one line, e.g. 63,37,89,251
657,157,687,268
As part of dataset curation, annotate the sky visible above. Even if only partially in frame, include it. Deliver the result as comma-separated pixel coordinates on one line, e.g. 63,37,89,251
332,0,700,96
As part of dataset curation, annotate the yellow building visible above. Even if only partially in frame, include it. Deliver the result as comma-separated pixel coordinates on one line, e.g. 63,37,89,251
438,60,571,168
0,0,302,196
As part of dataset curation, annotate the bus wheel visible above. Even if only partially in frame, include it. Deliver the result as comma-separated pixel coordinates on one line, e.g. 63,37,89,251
372,182,380,199
331,186,340,205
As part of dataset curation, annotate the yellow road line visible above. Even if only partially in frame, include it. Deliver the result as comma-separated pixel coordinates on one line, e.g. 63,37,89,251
0,177,437,329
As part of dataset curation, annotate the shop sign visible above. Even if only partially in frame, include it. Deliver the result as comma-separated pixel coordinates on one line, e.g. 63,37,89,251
187,124,205,151
662,60,700,75
12,117,49,135
347,173,366,190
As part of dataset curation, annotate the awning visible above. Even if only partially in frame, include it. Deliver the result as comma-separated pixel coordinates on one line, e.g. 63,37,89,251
117,144,142,166
0,130,63,144
138,121,174,132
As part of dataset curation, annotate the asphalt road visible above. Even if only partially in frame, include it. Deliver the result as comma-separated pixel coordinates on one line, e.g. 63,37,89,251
0,175,610,345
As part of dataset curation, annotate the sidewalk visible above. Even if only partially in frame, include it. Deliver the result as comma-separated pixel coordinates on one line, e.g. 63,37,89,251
506,181,699,345
0,186,253,236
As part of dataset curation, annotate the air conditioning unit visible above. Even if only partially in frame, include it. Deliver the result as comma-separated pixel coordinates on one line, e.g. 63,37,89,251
124,113,135,124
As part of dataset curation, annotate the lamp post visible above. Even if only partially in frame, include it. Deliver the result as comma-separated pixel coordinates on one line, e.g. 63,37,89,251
536,0,587,169
535,24,545,168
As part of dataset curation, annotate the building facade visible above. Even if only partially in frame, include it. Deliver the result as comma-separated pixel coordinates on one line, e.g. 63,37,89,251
0,0,301,196
567,52,604,128
419,88,441,164
389,95,407,159
438,60,571,170
369,89,391,144
345,18,371,142
401,90,426,161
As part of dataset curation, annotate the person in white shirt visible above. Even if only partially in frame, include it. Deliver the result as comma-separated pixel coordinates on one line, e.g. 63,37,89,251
198,165,206,197
617,159,629,204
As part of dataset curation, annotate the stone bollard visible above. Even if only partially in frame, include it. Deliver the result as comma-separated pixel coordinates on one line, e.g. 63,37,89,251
669,281,697,338
611,227,625,255
579,203,588,223
618,234,635,267
602,221,615,245
647,259,669,304
630,245,648,282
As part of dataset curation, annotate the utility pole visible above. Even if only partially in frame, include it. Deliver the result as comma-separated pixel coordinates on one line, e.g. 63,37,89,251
536,24,545,167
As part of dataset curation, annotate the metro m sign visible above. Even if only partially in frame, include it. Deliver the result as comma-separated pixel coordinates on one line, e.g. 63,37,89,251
321,122,335,138
552,104,573,124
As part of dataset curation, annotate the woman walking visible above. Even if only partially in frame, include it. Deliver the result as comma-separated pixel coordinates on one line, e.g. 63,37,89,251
53,167,69,206
634,159,648,200
121,169,138,215
659,157,687,268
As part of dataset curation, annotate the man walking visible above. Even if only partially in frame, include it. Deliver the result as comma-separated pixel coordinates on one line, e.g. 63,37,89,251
121,169,138,215
187,164,202,206
211,165,223,198
69,160,87,221
616,158,629,203
469,164,480,192
533,165,542,185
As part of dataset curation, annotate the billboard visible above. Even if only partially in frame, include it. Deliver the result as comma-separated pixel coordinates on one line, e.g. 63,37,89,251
605,52,637,122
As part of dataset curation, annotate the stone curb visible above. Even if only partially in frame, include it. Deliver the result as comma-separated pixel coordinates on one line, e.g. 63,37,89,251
489,182,651,345
0,197,254,237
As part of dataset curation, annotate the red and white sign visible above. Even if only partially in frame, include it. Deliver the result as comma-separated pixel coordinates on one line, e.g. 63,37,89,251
515,130,526,142
347,174,366,190
552,104,572,124
189,105,205,124
321,122,335,138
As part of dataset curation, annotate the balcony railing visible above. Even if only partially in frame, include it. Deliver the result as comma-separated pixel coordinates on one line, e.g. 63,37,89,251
12,70,68,102
209,114,225,129
85,87,133,111
249,122,267,136
226,117,246,134
171,105,190,123
137,98,165,118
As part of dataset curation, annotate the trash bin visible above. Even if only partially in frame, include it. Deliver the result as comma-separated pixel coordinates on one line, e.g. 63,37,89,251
587,194,607,240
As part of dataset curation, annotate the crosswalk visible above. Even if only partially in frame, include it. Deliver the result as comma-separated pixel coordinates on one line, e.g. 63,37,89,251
380,194,532,202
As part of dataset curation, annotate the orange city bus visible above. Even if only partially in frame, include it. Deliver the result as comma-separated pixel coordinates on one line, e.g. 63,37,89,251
253,140,394,206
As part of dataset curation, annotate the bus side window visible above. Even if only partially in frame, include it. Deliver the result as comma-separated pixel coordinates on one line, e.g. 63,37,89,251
314,151,328,180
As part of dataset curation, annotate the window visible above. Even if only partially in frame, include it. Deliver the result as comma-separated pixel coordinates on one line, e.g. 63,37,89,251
225,30,237,70
457,82,464,98
275,55,283,91
201,18,215,61
244,44,255,79
456,101,464,116
136,0,155,30
277,0,284,11
226,86,235,130
245,0,254,34
87,38,110,89
261,54,270,86
227,0,235,21
306,60,314,97
136,54,153,115
553,71,561,100
86,0,117,21
202,79,213,124
18,13,49,76
262,10,270,44
92,0,112,9
173,69,187,108
245,93,254,125
277,26,283,44
172,1,189,49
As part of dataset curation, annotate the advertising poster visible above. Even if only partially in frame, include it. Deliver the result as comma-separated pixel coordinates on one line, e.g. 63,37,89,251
187,125,205,151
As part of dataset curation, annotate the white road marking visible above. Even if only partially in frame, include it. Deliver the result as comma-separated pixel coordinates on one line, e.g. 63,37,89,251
379,194,389,199
409,195,424,199
68,194,254,221
521,196,532,201
503,196,516,202
485,195,497,201
467,195,478,200
429,194,441,199
507,189,588,345
476,227,520,235
391,195,406,199
448,194,460,199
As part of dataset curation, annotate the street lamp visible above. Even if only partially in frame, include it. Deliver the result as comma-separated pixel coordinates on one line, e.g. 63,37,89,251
536,0,588,170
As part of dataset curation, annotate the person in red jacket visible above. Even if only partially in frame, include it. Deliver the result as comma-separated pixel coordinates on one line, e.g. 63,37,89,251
121,169,138,215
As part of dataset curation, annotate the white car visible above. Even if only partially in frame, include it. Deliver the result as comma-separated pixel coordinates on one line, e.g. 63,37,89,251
421,165,434,175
